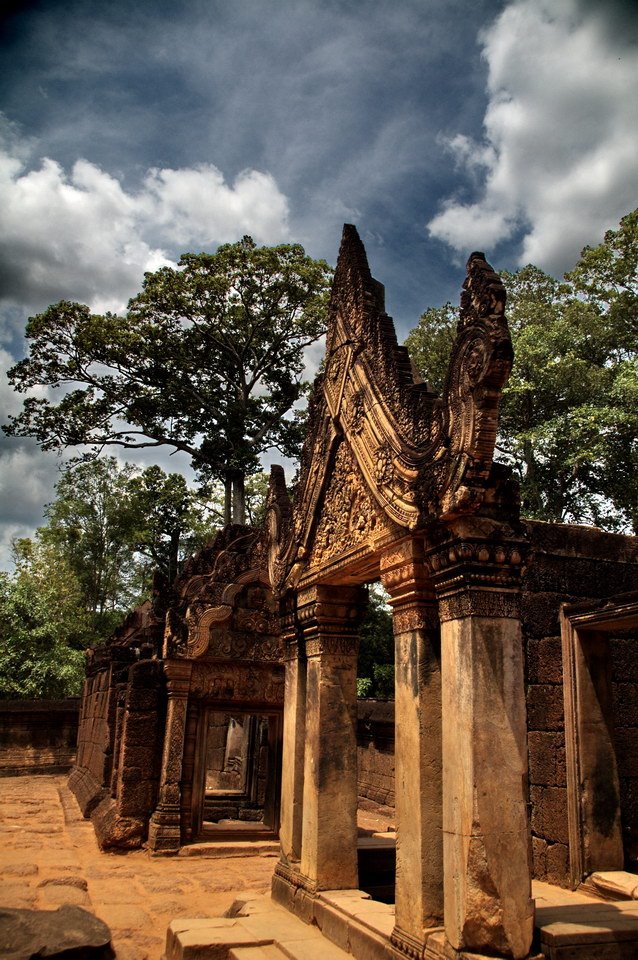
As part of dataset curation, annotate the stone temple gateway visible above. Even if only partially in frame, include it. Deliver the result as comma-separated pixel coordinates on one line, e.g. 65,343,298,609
71,225,638,960
265,224,534,959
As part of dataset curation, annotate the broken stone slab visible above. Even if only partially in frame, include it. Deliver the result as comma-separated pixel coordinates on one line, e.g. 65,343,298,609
0,904,114,960
589,870,638,900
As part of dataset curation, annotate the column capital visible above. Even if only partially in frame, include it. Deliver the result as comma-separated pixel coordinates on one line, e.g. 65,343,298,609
380,538,429,600
424,534,528,622
163,659,192,694
297,584,366,658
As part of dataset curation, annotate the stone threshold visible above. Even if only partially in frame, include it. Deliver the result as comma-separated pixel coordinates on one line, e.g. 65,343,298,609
175,840,280,859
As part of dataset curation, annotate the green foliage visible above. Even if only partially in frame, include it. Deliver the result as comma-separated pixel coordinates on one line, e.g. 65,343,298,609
405,210,638,532
357,584,394,699
3,237,332,522
403,302,457,393
356,677,373,698
0,540,87,699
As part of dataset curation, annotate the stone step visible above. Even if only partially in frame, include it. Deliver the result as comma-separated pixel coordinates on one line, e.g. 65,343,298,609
176,840,280,858
230,947,283,960
165,895,351,960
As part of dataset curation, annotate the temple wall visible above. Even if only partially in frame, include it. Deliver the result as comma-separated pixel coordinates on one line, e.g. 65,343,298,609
0,699,79,776
90,658,166,849
69,667,116,815
356,698,395,807
522,520,638,886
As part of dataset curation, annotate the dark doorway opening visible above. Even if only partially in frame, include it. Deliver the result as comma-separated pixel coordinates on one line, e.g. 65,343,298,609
193,707,282,839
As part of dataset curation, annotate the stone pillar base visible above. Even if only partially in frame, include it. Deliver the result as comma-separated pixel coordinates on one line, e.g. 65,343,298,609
271,861,317,924
147,805,181,854
423,931,544,960
390,924,445,960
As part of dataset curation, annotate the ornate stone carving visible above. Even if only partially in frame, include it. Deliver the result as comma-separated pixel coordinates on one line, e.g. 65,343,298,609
308,441,387,571
189,662,284,704
267,225,516,595
424,535,528,621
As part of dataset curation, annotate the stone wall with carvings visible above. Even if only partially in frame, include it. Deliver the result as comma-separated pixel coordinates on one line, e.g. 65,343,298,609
522,520,638,885
70,523,285,852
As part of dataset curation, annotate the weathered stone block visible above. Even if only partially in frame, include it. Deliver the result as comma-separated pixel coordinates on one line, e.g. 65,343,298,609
521,593,562,639
528,731,566,786
616,729,638,778
611,637,638,682
545,841,569,885
527,684,564,731
614,684,638,728
530,785,569,844
526,637,563,685
121,713,158,745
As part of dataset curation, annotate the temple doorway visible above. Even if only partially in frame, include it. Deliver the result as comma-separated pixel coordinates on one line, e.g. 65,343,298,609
561,593,638,885
192,707,282,839
356,581,396,903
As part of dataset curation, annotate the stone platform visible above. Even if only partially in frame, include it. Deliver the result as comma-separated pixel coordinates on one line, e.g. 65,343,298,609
167,881,638,960
535,880,638,959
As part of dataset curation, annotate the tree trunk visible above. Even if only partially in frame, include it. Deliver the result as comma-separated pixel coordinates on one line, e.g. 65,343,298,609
168,529,180,582
232,471,246,525
224,476,232,525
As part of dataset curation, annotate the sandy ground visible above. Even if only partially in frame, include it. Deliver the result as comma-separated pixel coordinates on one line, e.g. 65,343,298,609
0,775,278,960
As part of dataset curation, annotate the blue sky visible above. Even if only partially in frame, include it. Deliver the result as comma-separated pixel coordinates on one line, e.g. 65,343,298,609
1,0,637,566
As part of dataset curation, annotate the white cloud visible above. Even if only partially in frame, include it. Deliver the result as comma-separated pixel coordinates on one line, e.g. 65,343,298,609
0,120,291,318
427,0,638,274
144,166,290,249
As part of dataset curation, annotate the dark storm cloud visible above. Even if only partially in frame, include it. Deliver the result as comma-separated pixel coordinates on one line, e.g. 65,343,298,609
1,0,635,566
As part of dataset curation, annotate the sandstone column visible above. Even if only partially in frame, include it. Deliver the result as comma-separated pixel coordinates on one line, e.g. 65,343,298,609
426,531,534,960
147,660,192,853
278,599,307,865
381,540,444,956
298,584,365,891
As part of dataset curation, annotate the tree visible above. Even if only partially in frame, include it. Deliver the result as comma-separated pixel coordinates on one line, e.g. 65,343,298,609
405,210,638,531
126,465,222,586
4,237,332,523
357,584,394,699
34,458,223,642
0,539,88,699
39,458,142,637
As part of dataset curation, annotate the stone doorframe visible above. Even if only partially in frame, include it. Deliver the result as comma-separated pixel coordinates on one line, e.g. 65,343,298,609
560,592,638,887
267,225,536,960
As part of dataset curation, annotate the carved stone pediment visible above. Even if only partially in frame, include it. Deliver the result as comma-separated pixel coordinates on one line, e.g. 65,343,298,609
267,224,513,595
162,526,283,664
306,437,392,575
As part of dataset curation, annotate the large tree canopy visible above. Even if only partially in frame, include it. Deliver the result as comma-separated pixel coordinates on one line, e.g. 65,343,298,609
0,539,88,699
0,458,271,697
405,209,638,532
4,237,332,522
